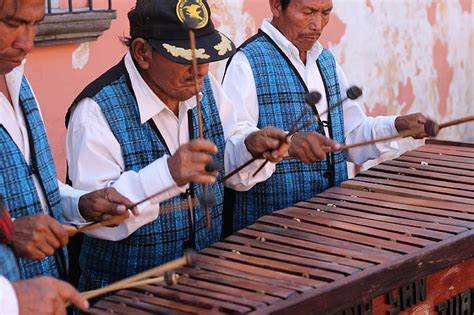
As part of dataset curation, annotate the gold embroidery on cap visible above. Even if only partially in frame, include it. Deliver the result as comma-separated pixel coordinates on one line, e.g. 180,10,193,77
176,0,209,29
162,43,210,61
214,34,233,56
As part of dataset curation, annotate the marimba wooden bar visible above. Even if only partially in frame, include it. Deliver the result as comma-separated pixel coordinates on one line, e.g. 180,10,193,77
86,140,474,314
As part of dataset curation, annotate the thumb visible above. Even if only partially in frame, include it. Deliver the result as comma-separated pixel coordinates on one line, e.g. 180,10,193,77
56,280,89,311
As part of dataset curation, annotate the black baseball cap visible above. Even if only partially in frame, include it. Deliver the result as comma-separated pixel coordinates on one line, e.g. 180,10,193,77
128,0,236,65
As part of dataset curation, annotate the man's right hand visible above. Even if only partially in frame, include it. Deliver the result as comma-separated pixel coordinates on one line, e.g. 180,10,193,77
12,276,89,315
289,132,340,163
167,139,219,187
11,214,69,260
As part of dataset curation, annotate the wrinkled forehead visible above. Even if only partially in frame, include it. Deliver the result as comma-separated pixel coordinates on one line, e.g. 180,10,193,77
0,0,44,21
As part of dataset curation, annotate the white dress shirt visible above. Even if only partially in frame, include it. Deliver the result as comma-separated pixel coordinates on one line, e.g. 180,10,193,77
0,62,85,223
223,19,399,165
66,52,275,241
0,276,18,315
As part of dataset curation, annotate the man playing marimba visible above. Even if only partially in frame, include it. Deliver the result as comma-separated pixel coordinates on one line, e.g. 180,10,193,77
65,0,312,294
0,0,138,311
222,0,431,232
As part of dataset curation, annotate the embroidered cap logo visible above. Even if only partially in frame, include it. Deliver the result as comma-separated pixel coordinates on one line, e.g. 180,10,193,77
176,0,209,29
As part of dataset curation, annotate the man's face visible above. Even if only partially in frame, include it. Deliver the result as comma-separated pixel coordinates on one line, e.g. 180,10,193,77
145,51,210,104
0,0,44,74
272,0,333,53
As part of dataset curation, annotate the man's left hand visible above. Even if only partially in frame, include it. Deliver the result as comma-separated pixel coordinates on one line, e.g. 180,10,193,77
395,113,433,139
79,187,137,222
244,127,290,163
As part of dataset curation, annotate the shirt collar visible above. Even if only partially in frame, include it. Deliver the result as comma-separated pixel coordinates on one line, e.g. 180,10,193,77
124,52,197,125
4,59,26,109
260,19,324,63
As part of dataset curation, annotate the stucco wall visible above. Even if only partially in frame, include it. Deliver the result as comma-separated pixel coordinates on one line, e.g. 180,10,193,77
25,0,473,179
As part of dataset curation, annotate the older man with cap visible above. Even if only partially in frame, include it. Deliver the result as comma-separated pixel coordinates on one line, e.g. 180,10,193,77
222,0,433,233
66,0,299,293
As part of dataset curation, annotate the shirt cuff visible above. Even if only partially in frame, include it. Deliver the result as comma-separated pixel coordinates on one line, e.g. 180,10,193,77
375,115,399,137
138,155,186,207
59,182,89,225
374,115,399,151
0,276,19,315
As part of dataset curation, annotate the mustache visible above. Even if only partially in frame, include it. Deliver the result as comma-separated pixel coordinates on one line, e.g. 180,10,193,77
183,75,204,83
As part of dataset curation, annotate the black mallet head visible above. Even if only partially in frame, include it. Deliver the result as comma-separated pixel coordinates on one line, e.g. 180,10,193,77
305,91,322,106
346,86,363,100
199,192,217,208
164,271,179,286
424,119,440,137
205,161,223,173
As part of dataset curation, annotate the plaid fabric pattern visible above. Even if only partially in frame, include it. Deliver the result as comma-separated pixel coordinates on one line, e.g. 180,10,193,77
0,77,64,279
0,244,19,280
75,61,225,291
230,33,348,231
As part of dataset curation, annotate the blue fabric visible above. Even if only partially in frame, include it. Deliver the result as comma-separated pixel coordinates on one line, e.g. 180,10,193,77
74,61,226,292
0,77,65,279
230,32,348,231
0,244,19,281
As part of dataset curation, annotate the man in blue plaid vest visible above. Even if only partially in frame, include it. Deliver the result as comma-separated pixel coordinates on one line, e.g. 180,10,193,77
66,0,293,295
222,0,432,233
0,0,139,313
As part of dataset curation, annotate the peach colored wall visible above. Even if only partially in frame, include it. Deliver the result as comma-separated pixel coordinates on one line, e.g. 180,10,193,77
25,0,473,180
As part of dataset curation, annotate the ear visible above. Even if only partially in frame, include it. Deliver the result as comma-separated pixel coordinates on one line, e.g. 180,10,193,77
130,38,153,70
269,0,283,19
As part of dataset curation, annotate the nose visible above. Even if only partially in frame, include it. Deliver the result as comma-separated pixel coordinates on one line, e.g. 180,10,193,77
196,63,209,77
309,13,322,32
12,25,37,54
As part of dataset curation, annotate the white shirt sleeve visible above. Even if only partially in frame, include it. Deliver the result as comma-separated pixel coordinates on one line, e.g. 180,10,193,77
336,63,400,164
66,98,184,241
0,276,19,315
58,180,88,224
210,74,276,191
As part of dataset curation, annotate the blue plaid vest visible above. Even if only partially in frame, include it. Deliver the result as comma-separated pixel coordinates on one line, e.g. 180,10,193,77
69,60,226,291
0,244,19,280
228,31,348,231
0,77,66,279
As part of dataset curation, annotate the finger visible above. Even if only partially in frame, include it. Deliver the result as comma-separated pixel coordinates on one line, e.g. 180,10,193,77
262,152,276,162
190,174,217,185
309,142,326,161
305,144,321,162
131,206,140,217
190,152,213,164
292,147,312,163
55,279,90,311
187,139,218,154
104,188,136,210
416,113,427,124
48,219,70,247
23,246,46,260
262,127,287,141
260,137,281,152
273,142,291,159
35,241,56,258
62,225,78,237
319,136,340,150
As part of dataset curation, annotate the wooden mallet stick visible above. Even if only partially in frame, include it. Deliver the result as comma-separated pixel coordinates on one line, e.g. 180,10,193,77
324,115,474,153
79,272,180,302
188,28,212,230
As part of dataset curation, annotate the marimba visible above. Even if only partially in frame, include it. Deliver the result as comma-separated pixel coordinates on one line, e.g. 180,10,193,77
86,140,474,315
